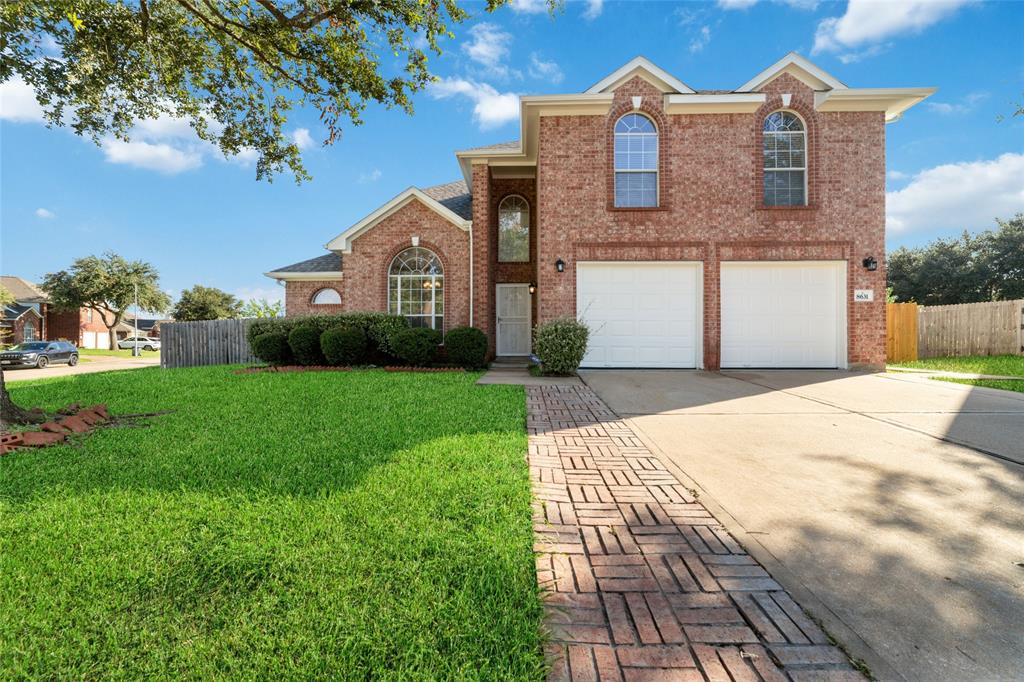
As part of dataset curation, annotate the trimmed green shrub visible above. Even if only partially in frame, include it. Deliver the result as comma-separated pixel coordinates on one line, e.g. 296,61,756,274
533,318,589,376
444,326,488,369
247,312,408,361
321,326,367,366
288,325,324,366
392,327,441,367
251,332,291,365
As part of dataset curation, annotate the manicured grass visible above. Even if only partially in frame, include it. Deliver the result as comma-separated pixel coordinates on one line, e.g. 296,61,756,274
888,354,1024,377
933,377,1024,394
1,367,544,679
79,347,160,358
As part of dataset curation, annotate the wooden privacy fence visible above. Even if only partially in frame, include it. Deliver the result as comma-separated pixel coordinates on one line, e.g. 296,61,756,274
886,303,918,363
160,319,257,369
886,299,1024,362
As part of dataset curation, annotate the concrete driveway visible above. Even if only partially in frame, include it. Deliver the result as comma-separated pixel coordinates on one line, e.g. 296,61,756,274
3,355,160,382
580,369,1024,682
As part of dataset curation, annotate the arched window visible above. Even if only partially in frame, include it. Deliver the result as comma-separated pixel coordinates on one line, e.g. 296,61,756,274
763,111,807,206
23,320,36,341
614,113,658,208
311,288,341,305
498,195,530,262
388,247,444,331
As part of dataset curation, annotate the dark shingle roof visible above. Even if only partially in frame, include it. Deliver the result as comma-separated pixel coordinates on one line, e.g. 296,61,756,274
420,180,472,220
2,303,41,322
269,252,342,274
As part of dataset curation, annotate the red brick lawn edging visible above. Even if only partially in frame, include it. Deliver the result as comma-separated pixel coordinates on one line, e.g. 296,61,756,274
527,385,866,681
0,404,109,455
234,365,353,374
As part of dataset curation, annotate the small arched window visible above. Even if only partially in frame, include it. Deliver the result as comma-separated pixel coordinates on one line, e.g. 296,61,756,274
763,111,807,206
614,113,658,208
388,247,444,331
23,320,36,342
498,195,530,262
311,288,341,305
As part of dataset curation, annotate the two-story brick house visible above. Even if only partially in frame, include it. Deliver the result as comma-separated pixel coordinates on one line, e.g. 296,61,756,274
266,54,933,370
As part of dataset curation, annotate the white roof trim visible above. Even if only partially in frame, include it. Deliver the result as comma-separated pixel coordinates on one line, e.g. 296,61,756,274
664,93,767,114
264,271,344,282
737,52,847,93
325,187,471,254
815,87,937,122
585,56,695,95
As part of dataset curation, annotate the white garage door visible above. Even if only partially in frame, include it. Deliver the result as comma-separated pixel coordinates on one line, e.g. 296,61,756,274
82,331,97,349
721,261,847,369
577,262,702,368
96,331,110,350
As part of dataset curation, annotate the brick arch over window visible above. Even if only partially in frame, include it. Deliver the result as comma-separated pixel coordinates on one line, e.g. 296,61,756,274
380,240,450,333
752,95,820,208
606,96,670,211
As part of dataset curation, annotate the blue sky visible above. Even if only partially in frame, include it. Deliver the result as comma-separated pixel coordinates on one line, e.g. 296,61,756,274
2,0,1022,307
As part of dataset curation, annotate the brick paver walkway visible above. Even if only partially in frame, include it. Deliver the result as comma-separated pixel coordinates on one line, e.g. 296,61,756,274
528,385,865,681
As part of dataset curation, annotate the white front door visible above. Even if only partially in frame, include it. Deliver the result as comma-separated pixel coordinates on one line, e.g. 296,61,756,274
496,284,532,356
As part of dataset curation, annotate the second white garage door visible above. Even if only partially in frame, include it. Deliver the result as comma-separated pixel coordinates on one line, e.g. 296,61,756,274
577,262,702,368
720,261,847,369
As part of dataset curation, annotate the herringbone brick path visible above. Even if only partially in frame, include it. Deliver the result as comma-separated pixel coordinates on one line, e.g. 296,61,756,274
528,385,865,682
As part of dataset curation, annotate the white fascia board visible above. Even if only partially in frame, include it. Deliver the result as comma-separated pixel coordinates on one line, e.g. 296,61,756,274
737,52,847,93
585,56,695,94
815,87,937,122
664,93,767,114
264,271,344,282
324,187,471,254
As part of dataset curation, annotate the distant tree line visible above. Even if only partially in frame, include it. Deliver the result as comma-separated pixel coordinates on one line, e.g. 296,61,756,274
887,214,1023,305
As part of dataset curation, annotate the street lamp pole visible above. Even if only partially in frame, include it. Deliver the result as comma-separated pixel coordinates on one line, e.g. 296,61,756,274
133,282,140,357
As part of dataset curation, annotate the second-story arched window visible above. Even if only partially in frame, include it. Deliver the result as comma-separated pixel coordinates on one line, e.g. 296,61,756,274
614,113,658,208
763,111,807,206
498,195,530,262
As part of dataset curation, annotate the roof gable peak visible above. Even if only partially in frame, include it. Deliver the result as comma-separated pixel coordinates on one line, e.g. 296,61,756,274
737,52,847,93
585,56,695,95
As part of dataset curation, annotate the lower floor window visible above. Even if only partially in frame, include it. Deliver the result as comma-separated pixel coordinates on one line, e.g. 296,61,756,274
23,321,36,341
764,169,806,206
388,247,444,331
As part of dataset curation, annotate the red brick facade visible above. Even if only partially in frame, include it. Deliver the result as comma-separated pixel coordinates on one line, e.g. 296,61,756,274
282,69,890,369
46,307,111,346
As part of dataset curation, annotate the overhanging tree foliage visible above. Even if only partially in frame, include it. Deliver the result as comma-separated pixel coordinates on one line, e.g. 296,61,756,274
887,214,1024,304
1,0,527,182
42,253,171,349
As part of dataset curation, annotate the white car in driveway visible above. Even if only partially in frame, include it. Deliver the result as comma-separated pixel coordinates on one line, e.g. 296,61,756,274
117,336,161,351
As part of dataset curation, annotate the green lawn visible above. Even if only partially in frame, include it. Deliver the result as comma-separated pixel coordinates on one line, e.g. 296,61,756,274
888,354,1024,377
933,377,1024,394
79,347,160,358
1,367,545,679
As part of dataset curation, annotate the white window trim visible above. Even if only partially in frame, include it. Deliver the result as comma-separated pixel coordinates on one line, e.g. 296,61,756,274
763,110,808,207
497,194,531,264
388,249,445,332
311,288,341,305
613,113,659,208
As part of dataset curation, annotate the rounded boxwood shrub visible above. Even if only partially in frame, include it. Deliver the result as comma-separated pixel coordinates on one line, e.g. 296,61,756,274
444,326,488,369
321,326,367,366
288,325,324,366
533,318,590,376
392,327,441,367
250,332,291,365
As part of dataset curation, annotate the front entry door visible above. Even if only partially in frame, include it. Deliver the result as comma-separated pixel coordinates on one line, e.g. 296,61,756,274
496,284,532,356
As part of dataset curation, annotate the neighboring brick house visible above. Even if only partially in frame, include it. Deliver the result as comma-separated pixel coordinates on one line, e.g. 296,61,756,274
46,304,114,349
0,275,115,348
1,276,47,345
266,54,933,370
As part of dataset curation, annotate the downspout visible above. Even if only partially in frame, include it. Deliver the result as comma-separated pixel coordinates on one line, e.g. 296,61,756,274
468,220,474,327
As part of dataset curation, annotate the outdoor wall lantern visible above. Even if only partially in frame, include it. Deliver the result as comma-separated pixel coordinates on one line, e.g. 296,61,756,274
528,283,537,294
555,258,565,273
862,256,878,271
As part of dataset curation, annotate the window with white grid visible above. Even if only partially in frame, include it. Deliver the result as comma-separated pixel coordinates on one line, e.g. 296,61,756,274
614,113,658,208
763,111,807,206
388,247,444,331
498,195,530,262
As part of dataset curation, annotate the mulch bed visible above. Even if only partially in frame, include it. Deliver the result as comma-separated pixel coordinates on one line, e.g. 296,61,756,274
235,365,465,374
383,366,465,373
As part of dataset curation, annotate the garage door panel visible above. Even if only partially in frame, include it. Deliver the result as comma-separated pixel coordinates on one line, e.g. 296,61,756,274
578,262,701,369
721,262,845,369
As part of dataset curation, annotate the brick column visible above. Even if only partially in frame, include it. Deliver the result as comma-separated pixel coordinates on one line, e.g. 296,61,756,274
470,164,495,356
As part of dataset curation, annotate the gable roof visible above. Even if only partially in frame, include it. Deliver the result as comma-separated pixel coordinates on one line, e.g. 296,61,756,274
2,303,43,322
324,184,472,255
265,253,343,281
736,52,847,93
585,56,695,95
0,275,48,303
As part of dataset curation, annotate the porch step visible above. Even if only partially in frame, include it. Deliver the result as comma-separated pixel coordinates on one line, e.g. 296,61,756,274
490,356,531,369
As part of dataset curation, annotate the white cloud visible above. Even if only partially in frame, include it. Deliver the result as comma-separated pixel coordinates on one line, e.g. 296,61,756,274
887,170,909,181
717,0,818,9
359,168,382,183
814,0,973,54
926,92,989,116
689,25,712,53
0,77,45,123
292,127,314,150
717,0,758,8
509,0,547,14
886,153,1024,234
529,53,564,84
462,23,513,78
234,285,284,306
582,0,603,20
429,78,519,130
100,137,204,174
35,207,55,219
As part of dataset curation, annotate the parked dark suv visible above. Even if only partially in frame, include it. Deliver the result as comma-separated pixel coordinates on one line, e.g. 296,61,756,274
0,341,80,369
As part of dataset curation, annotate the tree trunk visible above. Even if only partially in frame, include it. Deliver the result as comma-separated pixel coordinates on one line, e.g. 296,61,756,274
0,368,44,429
